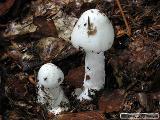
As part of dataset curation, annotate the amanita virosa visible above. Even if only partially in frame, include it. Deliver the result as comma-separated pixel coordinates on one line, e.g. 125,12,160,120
37,63,68,114
71,9,114,100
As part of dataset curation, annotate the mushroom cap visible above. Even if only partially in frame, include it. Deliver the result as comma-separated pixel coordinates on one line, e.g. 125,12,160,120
71,9,114,52
37,63,64,88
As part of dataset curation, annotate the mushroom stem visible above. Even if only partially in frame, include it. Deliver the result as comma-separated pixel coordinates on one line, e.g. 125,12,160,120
38,86,61,105
37,63,68,114
38,85,68,113
78,51,105,100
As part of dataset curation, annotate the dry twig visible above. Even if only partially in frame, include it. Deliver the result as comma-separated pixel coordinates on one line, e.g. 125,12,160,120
115,0,131,36
28,75,36,85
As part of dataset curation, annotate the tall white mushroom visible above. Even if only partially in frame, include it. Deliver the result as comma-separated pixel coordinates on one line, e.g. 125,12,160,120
37,63,68,114
71,9,114,100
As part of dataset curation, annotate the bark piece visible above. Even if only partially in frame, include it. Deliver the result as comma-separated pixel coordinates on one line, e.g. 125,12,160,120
0,0,15,15
65,66,84,88
56,111,105,120
98,89,124,112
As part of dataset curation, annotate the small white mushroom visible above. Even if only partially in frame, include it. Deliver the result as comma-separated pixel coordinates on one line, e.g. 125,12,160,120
71,9,114,100
37,63,68,114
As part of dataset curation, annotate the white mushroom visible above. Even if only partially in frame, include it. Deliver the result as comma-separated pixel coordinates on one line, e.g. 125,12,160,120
71,9,114,100
37,63,68,114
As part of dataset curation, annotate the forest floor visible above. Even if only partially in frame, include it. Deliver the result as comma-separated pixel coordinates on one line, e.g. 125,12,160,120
0,0,160,120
